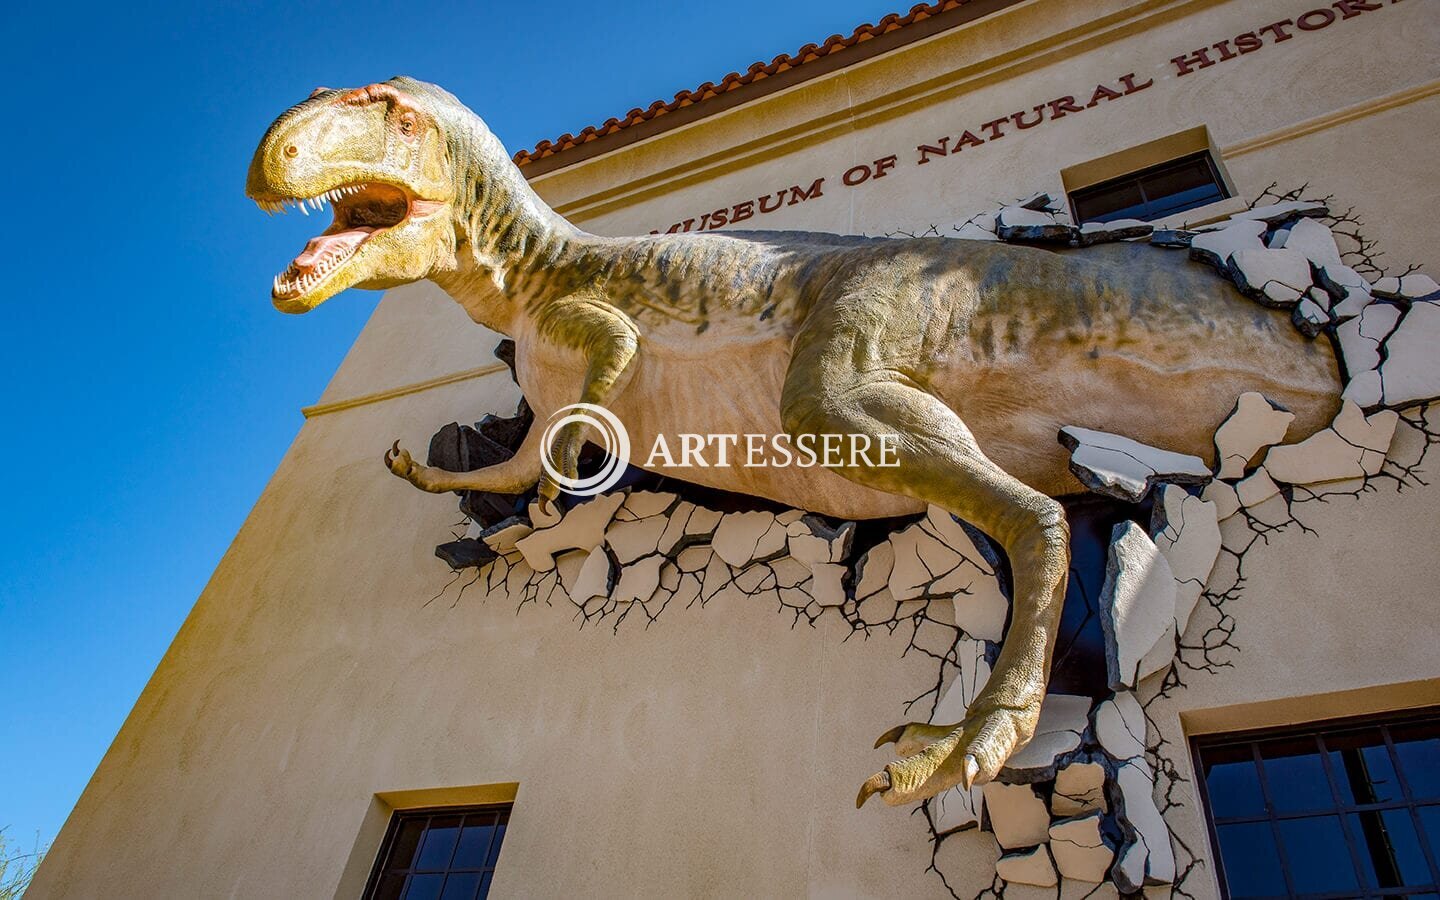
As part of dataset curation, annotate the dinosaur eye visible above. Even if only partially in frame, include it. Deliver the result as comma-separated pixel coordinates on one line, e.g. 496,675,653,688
398,112,418,139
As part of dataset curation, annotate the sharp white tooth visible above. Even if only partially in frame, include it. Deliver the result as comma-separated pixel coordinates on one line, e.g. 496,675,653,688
300,203,309,215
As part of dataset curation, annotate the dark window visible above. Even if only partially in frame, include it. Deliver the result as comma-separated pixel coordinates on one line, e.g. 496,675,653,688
1193,708,1440,899
1070,152,1229,224
363,805,511,900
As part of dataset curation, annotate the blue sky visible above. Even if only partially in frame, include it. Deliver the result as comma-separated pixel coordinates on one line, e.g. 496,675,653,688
0,0,897,849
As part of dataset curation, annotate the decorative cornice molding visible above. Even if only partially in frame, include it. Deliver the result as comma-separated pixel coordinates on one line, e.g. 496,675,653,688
1222,78,1440,159
301,362,509,418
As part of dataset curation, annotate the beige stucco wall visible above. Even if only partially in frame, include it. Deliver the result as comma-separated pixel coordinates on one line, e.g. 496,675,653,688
30,0,1440,897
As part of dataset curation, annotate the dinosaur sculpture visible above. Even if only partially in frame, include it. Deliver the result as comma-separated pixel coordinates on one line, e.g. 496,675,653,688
246,77,1341,810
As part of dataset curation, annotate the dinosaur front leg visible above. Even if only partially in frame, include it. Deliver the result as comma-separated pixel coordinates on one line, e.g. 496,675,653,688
780,319,1069,808
384,423,546,494
384,296,637,503
532,296,639,511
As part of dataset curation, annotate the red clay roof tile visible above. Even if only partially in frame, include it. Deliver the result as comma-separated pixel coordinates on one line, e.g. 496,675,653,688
512,0,978,167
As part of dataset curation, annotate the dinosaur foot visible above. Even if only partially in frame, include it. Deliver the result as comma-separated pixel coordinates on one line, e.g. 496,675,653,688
857,700,1039,808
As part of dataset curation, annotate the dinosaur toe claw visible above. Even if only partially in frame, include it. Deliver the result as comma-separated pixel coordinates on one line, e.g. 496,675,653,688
874,725,907,749
960,754,981,791
856,769,891,808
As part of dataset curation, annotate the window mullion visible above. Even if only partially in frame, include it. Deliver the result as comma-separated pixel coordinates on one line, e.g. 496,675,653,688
1317,733,1375,892
1384,727,1440,888
1253,742,1301,898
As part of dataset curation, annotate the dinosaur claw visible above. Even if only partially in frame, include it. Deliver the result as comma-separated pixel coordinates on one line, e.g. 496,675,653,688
960,754,980,791
874,725,907,749
856,770,891,808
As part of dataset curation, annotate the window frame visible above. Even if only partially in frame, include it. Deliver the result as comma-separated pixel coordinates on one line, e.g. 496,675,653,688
1068,150,1230,225
1191,706,1440,899
361,803,513,900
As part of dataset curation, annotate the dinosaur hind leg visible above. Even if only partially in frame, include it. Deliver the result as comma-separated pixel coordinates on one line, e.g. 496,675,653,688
781,351,1069,808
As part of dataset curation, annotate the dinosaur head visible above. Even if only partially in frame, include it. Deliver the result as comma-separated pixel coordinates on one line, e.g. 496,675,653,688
246,77,460,312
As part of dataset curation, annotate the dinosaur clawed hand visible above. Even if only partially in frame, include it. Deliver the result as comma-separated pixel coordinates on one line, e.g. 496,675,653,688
384,440,447,492
856,698,1040,808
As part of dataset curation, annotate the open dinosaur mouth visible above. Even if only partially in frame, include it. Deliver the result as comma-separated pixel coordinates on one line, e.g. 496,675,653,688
255,182,420,299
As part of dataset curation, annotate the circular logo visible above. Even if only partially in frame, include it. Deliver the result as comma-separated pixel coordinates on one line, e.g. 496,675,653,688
538,403,632,497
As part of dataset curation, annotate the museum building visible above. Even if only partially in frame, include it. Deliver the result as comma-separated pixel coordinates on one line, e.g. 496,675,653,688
29,0,1440,897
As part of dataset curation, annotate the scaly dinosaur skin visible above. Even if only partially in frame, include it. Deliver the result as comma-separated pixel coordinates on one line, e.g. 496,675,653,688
247,78,1341,809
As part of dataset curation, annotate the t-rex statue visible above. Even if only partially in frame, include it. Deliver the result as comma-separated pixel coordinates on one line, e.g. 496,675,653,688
246,77,1341,810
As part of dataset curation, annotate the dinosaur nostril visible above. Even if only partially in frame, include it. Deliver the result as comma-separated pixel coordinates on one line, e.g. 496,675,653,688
284,144,299,158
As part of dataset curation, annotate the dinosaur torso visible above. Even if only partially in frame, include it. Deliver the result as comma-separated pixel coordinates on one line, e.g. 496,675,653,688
436,229,1342,516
